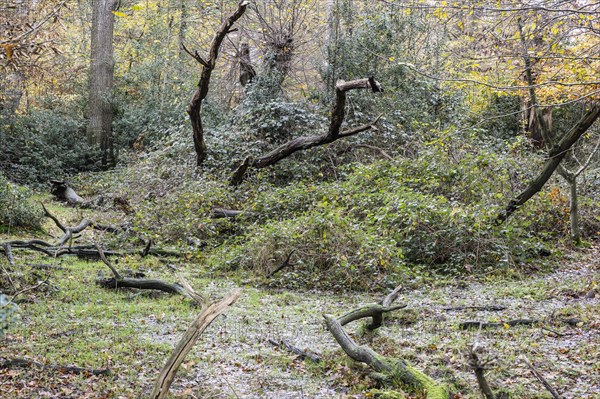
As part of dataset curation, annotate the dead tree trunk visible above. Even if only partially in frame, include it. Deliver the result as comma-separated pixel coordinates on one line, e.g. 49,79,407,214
323,286,448,399
230,77,383,185
185,1,249,167
50,181,84,205
497,103,600,223
324,315,449,399
150,290,240,399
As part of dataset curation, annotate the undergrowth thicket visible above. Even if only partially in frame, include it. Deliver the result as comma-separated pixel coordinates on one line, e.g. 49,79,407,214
72,129,599,290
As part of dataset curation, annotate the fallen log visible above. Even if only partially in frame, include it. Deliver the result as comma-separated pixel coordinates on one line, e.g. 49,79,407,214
324,314,449,399
95,245,196,301
2,243,15,266
50,180,84,205
0,357,110,376
96,277,188,295
444,305,506,312
150,290,241,399
268,338,321,363
459,319,537,330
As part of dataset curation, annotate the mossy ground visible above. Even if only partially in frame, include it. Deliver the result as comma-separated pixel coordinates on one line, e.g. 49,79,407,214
1,201,598,398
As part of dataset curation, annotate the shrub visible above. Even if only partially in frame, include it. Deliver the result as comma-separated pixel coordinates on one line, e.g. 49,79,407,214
209,208,404,291
0,172,43,229
0,109,101,185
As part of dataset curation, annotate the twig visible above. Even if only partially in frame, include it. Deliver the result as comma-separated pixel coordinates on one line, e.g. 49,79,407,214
95,243,122,280
267,250,295,278
521,357,562,399
268,339,321,363
467,345,495,399
7,278,48,304
0,358,110,376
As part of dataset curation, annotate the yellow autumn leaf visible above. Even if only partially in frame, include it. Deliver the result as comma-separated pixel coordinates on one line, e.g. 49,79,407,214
503,323,510,329
112,11,127,17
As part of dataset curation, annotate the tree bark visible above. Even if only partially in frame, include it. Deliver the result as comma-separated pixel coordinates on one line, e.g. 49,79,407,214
87,0,116,167
230,77,383,185
186,1,249,167
497,104,600,223
150,290,241,399
324,315,449,399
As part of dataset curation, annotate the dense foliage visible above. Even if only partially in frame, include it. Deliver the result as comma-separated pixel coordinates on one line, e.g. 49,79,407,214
0,172,43,229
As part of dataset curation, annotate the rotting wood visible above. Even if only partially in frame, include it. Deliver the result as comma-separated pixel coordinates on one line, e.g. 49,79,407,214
0,358,110,376
49,180,84,205
268,338,321,363
2,243,15,266
324,314,449,399
1,206,184,260
95,245,194,300
459,319,537,330
150,290,241,399
443,305,506,312
229,77,384,185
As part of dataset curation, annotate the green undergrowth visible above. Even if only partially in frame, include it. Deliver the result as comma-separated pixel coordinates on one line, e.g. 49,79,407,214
0,172,43,230
69,137,599,290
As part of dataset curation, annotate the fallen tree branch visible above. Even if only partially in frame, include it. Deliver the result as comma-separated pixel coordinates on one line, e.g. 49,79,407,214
268,338,321,363
2,243,15,266
150,290,241,399
338,284,404,330
0,357,110,376
467,346,495,399
95,245,193,299
444,305,507,312
521,357,562,399
324,314,449,399
459,319,537,330
266,250,295,278
229,78,384,185
338,303,407,331
1,206,184,261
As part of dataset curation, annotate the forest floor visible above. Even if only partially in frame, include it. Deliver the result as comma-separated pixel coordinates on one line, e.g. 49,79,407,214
1,199,599,399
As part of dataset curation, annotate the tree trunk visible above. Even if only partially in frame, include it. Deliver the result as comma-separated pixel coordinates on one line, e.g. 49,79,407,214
87,0,116,167
561,172,580,243
498,104,600,223
187,1,249,167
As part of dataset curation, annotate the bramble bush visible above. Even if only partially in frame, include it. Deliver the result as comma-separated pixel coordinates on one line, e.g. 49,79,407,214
0,172,43,229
